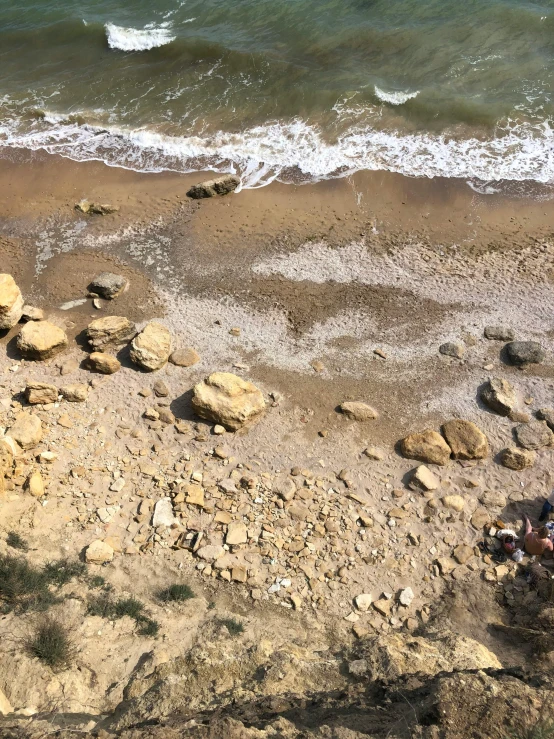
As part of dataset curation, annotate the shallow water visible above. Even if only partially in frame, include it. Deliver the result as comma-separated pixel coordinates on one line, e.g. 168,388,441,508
1,0,553,187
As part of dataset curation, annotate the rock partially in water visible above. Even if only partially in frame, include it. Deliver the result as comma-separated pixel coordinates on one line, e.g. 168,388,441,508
89,272,129,300
186,175,240,199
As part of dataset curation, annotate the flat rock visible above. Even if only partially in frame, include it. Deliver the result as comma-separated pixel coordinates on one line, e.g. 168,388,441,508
470,508,490,530
88,352,121,374
409,465,439,491
130,322,172,371
439,342,465,359
196,544,224,562
453,545,474,565
436,557,456,576
226,521,248,545
363,447,384,460
9,413,42,450
152,498,177,527
514,420,553,450
499,447,536,470
400,430,451,466
76,201,119,215
537,408,554,431
442,495,465,512
85,539,114,564
484,326,514,341
61,384,88,402
273,474,296,501
170,347,200,367
25,382,58,405
442,419,489,460
153,379,169,397
87,315,136,350
480,491,506,509
17,321,67,360
89,273,128,300
355,593,373,611
186,175,240,199
0,274,24,329
191,372,265,430
506,341,545,365
480,378,516,416
21,305,44,322
339,401,379,421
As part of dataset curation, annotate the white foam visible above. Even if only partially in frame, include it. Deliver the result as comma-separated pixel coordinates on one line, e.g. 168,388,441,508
105,23,176,51
374,86,420,105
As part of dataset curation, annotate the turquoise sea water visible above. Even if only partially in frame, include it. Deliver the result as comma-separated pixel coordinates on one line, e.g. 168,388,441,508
0,0,553,187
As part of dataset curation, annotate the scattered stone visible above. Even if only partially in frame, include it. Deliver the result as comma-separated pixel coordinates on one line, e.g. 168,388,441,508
185,485,205,507
441,419,489,460
453,544,474,565
436,557,456,576
17,321,68,360
196,544,224,562
508,410,530,423
311,360,325,372
88,352,121,375
89,273,128,300
499,447,536,470
537,408,554,431
85,539,114,564
226,521,248,545
409,465,439,491
58,358,79,376
152,498,177,527
514,421,554,450
153,379,169,397
480,491,506,509
21,305,44,322
191,372,265,430
339,401,379,421
186,175,240,199
373,599,392,617
76,201,119,215
470,508,490,530
399,588,414,607
57,413,73,429
169,348,200,367
363,447,384,461
442,495,465,512
87,315,136,350
273,474,296,501
480,378,516,416
484,326,514,341
354,593,373,612
25,382,58,405
439,342,465,359
25,471,44,498
213,424,225,435
9,413,42,450
60,384,88,402
0,273,24,329
130,322,172,371
506,341,545,366
400,430,452,466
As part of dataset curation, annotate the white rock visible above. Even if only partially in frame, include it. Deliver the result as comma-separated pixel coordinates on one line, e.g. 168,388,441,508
354,593,373,611
399,587,414,607
152,497,177,527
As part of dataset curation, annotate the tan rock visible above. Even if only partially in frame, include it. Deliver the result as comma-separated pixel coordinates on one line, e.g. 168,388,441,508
130,322,172,371
355,593,373,611
85,539,114,564
0,436,17,471
441,420,489,460
0,686,13,716
191,372,265,430
442,495,465,512
169,347,200,367
25,471,44,498
185,485,205,508
499,447,536,470
87,315,136,350
470,508,490,530
373,599,392,617
514,421,554,451
9,413,42,450
339,401,379,421
17,321,68,360
25,382,58,405
480,491,506,509
409,465,439,491
400,430,451,466
436,557,456,575
61,384,88,402
453,544,474,565
480,378,516,416
273,474,296,501
226,521,248,545
0,273,24,329
196,544,224,562
21,305,44,322
88,352,121,374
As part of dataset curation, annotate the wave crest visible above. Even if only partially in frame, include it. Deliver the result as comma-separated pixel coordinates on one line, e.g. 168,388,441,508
105,23,176,51
374,86,420,105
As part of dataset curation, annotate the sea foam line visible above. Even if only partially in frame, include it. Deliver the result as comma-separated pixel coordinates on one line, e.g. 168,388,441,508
374,86,420,105
105,23,176,51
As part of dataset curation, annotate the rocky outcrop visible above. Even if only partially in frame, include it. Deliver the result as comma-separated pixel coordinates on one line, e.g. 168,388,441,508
506,340,545,365
186,175,240,199
339,401,378,421
0,274,24,330
89,273,129,299
480,377,516,416
130,322,172,371
441,419,489,459
192,372,265,430
17,321,67,360
514,420,554,450
87,316,136,350
400,430,451,466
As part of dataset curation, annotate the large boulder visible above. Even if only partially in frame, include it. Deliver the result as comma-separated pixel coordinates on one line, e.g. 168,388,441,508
400,430,451,466
499,447,536,470
514,421,554,450
506,341,545,365
25,382,58,405
186,175,240,199
0,274,24,329
9,413,42,450
192,372,265,430
87,315,136,350
17,320,67,360
130,322,171,371
480,378,516,416
441,420,489,460
339,401,379,421
89,273,128,300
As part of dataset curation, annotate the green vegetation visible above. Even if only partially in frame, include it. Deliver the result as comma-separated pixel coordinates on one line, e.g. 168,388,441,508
87,593,158,637
219,617,244,636
158,584,195,603
136,617,160,636
25,616,75,670
6,531,28,551
0,554,57,613
88,575,107,589
43,558,86,587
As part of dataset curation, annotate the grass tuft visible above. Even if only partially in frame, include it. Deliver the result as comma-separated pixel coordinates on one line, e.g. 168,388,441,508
7,531,29,551
136,617,160,636
113,597,144,620
88,575,107,589
219,617,244,636
87,594,157,636
25,616,74,670
0,554,56,613
43,559,86,587
158,584,195,603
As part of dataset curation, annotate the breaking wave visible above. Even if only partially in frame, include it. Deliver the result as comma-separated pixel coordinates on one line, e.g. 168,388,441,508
105,23,176,51
374,86,420,105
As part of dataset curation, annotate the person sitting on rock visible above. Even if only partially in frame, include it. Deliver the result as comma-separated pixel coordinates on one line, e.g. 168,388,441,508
524,516,553,557
539,490,554,522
